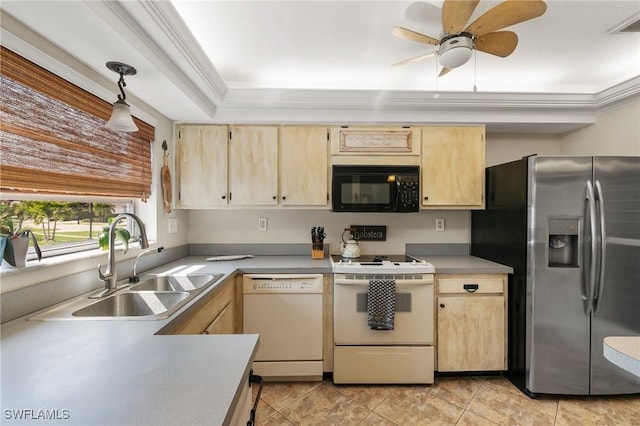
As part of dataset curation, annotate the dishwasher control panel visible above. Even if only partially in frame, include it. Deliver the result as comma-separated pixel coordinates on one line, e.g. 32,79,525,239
243,274,323,294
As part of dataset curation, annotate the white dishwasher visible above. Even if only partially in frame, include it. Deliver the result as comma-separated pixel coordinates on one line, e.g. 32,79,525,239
243,274,323,381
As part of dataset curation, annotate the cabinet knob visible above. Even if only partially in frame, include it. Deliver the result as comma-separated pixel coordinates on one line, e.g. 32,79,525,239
221,195,226,200
273,195,277,200
439,303,445,308
282,196,287,201
424,196,429,201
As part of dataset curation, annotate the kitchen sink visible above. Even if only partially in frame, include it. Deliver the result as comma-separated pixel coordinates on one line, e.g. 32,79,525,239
28,273,224,321
130,274,222,292
72,292,190,317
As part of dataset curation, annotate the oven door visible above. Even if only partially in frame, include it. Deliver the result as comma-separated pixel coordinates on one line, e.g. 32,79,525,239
333,274,434,345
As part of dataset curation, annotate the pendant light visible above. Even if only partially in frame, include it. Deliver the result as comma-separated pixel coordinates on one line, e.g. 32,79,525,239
105,61,138,132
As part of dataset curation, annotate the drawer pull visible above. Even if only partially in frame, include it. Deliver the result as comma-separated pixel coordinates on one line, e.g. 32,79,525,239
463,284,479,293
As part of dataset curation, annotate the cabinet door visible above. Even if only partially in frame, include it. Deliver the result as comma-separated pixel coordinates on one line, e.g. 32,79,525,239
169,280,235,335
229,126,278,205
279,127,328,206
421,126,485,209
437,295,505,371
176,125,228,208
203,303,234,334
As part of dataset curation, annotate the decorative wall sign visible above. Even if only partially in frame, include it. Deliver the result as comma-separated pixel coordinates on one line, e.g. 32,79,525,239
339,130,412,153
350,225,387,241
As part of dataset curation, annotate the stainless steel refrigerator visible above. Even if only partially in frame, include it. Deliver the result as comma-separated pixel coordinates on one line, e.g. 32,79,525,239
471,156,640,396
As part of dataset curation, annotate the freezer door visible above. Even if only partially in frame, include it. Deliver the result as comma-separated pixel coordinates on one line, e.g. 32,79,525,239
590,157,640,394
527,156,593,394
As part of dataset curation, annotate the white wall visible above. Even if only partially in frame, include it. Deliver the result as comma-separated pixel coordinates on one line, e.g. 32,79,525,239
485,133,562,166
188,209,469,255
560,100,640,156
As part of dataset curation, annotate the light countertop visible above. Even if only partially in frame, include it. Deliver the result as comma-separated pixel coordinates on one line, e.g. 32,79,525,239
604,336,640,378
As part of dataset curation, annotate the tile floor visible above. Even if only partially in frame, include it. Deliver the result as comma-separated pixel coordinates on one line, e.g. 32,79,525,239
252,375,640,425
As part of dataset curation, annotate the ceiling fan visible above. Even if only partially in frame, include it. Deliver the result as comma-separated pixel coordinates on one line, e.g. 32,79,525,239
392,0,547,76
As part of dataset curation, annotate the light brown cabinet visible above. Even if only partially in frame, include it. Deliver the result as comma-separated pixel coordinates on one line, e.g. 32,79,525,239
421,126,485,209
436,274,507,372
168,278,237,335
228,125,279,206
279,126,329,206
175,125,228,208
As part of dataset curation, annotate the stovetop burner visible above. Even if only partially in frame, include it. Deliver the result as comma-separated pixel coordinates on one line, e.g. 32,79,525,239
330,254,435,274
331,254,414,263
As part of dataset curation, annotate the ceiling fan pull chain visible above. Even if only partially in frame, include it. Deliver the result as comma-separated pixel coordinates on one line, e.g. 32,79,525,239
473,49,478,93
434,58,440,99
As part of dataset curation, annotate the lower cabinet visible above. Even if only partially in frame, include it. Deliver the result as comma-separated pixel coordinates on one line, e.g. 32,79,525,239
436,274,507,372
168,277,239,335
229,374,252,426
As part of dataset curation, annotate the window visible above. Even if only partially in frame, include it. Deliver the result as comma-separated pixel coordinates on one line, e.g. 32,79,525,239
0,48,155,261
1,199,134,260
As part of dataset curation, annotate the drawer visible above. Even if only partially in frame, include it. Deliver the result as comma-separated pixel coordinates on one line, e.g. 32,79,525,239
438,277,504,294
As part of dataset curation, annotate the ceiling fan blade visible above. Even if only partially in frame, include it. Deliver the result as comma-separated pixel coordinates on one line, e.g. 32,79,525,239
391,52,437,67
392,26,439,46
442,0,480,34
439,67,453,77
475,31,518,57
465,0,547,37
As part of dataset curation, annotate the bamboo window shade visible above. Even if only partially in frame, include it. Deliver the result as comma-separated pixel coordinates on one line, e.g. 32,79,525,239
0,47,154,200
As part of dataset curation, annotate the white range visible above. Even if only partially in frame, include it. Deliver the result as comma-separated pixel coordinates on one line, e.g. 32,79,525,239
331,255,436,384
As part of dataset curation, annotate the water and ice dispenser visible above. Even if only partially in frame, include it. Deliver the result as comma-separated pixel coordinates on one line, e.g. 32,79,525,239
548,218,579,268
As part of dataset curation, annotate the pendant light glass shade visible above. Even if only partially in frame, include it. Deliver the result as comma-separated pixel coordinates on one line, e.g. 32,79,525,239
105,98,138,132
104,61,138,133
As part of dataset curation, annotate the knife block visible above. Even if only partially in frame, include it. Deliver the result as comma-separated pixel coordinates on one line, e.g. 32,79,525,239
311,243,324,259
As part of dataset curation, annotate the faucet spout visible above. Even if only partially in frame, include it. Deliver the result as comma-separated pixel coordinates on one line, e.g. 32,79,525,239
130,246,164,283
95,213,149,297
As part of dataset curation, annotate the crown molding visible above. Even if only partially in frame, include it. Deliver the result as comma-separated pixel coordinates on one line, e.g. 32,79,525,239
85,0,219,118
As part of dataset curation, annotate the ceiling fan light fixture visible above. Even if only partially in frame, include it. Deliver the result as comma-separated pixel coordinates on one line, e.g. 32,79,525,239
104,61,138,133
438,35,473,69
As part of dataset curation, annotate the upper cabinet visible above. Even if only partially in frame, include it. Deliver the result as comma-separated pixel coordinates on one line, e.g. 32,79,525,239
175,123,485,210
176,125,329,209
228,126,279,206
421,126,485,209
279,127,329,206
176,125,228,209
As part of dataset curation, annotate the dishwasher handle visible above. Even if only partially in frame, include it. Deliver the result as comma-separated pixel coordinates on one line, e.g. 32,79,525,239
247,371,263,426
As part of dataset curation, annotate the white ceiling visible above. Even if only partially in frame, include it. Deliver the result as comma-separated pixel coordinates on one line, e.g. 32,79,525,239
1,1,640,133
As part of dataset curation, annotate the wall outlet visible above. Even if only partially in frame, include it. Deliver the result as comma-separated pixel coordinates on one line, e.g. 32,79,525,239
436,218,445,232
258,217,268,232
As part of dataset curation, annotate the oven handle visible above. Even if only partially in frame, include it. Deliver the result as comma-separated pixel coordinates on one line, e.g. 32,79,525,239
334,278,433,286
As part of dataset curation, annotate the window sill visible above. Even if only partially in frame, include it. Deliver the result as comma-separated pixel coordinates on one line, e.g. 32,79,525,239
0,242,158,294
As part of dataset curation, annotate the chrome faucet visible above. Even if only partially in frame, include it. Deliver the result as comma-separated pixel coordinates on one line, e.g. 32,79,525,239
95,213,149,297
129,246,164,283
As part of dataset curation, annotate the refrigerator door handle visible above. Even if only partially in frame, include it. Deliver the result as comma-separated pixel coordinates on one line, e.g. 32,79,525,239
593,180,607,315
584,180,597,316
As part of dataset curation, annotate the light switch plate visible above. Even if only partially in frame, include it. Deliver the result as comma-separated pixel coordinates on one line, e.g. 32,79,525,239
436,218,445,232
258,217,268,231
168,217,178,234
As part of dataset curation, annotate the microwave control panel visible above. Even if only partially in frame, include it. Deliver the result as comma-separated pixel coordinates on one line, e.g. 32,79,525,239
397,176,420,211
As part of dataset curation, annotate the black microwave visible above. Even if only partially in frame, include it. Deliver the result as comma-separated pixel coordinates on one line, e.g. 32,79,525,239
331,165,420,212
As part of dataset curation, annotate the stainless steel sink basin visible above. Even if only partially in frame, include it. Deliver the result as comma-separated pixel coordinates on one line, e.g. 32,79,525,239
72,292,190,317
130,274,222,292
28,272,225,321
